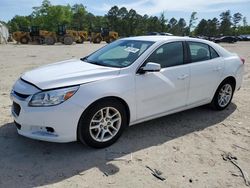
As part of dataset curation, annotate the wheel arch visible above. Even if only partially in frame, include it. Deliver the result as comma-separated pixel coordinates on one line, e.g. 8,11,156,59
221,76,236,90
77,96,131,140
212,76,237,102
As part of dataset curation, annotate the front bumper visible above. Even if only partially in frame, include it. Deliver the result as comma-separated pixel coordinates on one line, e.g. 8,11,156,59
10,91,83,143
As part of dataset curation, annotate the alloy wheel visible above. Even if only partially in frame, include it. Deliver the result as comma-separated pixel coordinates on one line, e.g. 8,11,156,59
218,84,233,107
89,107,121,142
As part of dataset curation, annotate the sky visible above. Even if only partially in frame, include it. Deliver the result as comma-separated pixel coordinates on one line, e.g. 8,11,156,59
0,0,250,25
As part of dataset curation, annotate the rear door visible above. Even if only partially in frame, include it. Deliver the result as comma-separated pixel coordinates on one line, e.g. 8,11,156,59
186,41,224,105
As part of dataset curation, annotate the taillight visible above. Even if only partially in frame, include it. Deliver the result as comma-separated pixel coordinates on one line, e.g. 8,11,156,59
240,57,245,64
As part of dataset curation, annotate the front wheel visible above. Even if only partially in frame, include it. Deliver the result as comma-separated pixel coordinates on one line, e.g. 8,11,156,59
93,37,101,44
20,36,29,44
211,81,235,110
78,99,127,148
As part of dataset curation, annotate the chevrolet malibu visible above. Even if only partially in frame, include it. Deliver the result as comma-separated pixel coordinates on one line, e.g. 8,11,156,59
10,36,245,148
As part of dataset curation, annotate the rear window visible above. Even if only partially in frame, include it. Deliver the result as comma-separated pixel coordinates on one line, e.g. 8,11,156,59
210,47,220,59
188,42,210,63
188,42,220,63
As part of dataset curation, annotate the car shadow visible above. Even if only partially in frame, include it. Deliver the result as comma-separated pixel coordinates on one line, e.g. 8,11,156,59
0,103,237,187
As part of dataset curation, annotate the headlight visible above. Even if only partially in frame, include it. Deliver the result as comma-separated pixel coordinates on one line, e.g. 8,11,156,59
29,86,79,107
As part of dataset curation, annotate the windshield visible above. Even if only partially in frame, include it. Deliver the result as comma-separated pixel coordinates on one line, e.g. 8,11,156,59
82,40,154,68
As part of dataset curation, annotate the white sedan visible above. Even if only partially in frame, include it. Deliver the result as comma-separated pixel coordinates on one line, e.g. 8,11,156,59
10,36,245,148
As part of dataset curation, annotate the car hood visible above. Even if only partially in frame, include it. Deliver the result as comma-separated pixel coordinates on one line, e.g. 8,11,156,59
21,59,121,90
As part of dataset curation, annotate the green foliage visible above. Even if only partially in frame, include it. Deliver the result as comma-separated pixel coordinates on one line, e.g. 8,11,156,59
8,15,31,32
31,1,73,31
237,26,250,34
219,10,232,35
195,18,220,36
71,4,88,30
188,12,198,36
6,0,250,36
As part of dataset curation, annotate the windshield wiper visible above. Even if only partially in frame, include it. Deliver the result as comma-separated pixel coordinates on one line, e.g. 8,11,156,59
81,58,106,66
80,57,88,62
80,57,121,68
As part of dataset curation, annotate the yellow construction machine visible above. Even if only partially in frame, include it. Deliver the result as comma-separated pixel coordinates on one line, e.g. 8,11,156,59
91,28,118,43
12,26,56,45
76,31,88,43
57,25,88,45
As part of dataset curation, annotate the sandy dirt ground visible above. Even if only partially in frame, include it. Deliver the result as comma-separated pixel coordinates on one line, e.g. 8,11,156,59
0,41,249,188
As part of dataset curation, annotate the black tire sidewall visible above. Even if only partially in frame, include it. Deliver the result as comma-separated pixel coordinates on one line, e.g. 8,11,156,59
212,80,235,110
64,37,73,45
96,37,101,43
78,99,127,148
20,37,28,44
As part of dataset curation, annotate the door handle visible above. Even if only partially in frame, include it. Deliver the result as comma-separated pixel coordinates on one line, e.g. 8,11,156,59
213,67,222,71
178,74,189,80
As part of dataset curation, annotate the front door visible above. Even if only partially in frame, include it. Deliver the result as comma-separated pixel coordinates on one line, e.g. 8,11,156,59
135,41,190,120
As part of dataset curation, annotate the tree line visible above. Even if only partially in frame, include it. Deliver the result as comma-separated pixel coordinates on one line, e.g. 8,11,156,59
5,0,250,37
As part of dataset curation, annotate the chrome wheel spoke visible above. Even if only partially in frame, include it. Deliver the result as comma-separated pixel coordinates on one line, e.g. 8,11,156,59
91,119,101,123
100,109,104,119
111,117,120,123
95,129,101,139
89,107,122,142
109,125,118,131
100,130,105,141
106,107,110,118
111,112,118,118
90,124,100,130
218,84,232,107
107,129,113,136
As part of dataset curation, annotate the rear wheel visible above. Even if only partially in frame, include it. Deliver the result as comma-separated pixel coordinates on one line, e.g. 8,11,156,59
109,37,115,43
64,36,73,45
39,37,45,44
45,37,55,45
78,99,127,148
20,37,29,44
211,80,235,110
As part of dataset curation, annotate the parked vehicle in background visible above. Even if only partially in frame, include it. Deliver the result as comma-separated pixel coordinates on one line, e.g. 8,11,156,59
56,25,81,45
146,32,160,35
91,28,119,43
238,35,250,41
12,25,87,45
12,26,56,45
214,36,237,43
76,31,88,43
10,36,244,148
147,32,173,36
159,32,173,36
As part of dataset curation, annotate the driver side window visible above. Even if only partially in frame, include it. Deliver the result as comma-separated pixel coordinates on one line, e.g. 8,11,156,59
146,42,184,68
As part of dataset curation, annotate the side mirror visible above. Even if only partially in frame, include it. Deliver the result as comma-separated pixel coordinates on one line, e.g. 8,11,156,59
140,62,161,73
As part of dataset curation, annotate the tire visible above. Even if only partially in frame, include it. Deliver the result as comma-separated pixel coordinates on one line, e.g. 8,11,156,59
39,37,45,44
211,80,235,110
109,37,115,43
20,37,29,44
94,37,101,44
78,99,127,148
63,36,73,45
45,37,55,45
